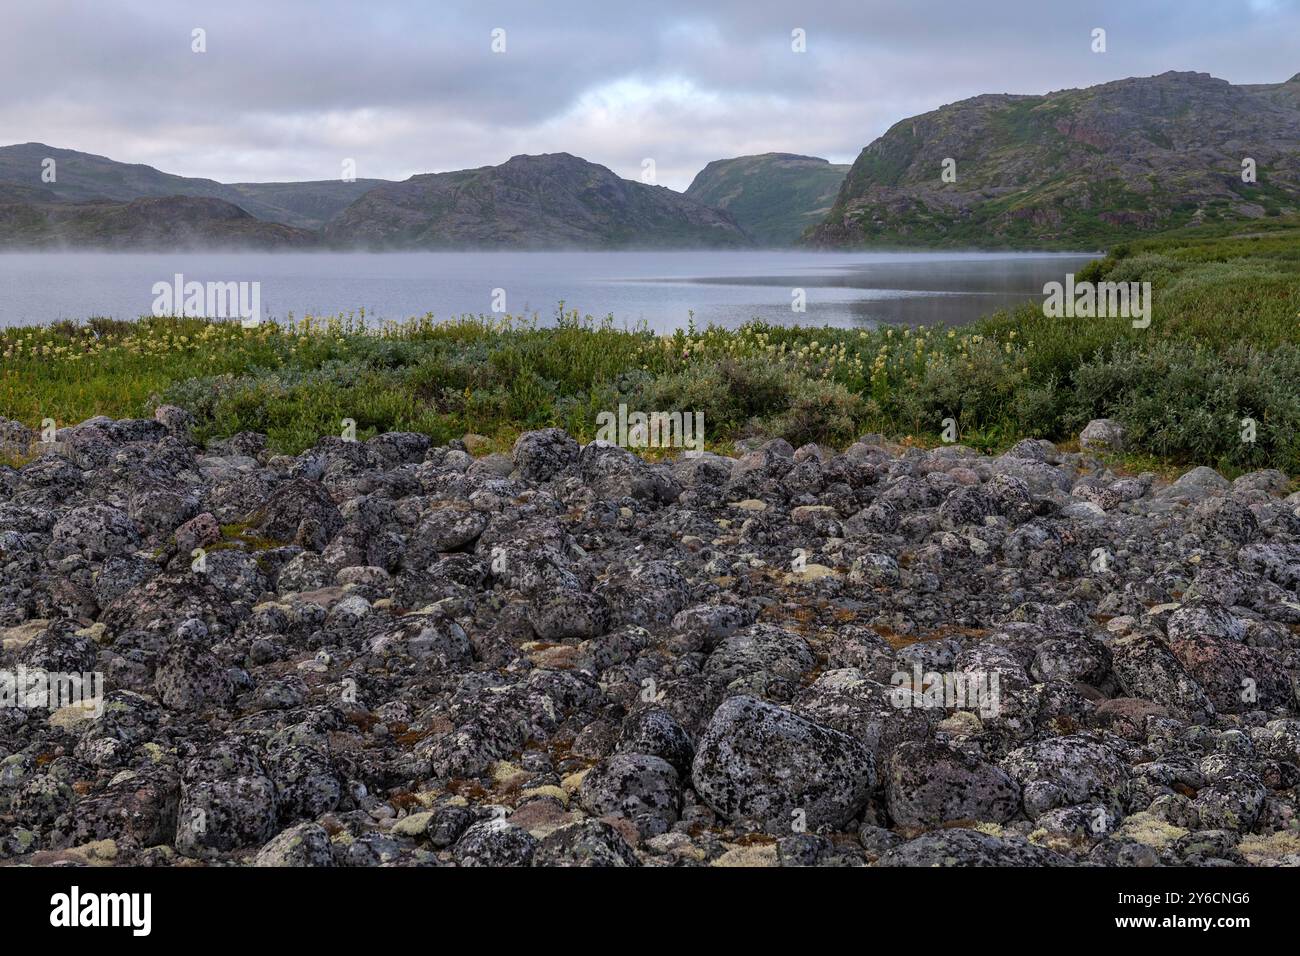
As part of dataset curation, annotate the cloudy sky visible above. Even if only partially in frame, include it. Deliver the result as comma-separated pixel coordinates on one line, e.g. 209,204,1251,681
4,0,1298,191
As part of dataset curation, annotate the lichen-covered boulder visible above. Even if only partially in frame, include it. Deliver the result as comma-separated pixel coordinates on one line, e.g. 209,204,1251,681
692,695,875,832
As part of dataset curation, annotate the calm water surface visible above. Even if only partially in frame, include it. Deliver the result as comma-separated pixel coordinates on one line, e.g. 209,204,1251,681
0,250,1097,332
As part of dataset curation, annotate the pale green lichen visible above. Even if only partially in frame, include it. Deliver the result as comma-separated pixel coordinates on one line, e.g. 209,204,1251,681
711,844,779,867
1239,830,1300,865
1114,811,1187,848
391,811,434,837
141,742,166,762
520,784,570,807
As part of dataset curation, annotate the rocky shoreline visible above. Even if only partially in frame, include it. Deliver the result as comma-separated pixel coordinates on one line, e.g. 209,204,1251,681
2,410,1299,867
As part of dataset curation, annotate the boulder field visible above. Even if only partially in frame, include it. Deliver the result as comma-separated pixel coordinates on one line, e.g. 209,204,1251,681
1,409,1299,867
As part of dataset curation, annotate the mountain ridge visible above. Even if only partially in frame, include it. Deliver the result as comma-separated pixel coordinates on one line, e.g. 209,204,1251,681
0,195,318,250
6,70,1298,251
684,153,849,245
806,70,1300,247
322,152,751,249
0,142,388,230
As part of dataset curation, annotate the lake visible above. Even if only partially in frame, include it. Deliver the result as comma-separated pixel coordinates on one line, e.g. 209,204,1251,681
0,250,1097,332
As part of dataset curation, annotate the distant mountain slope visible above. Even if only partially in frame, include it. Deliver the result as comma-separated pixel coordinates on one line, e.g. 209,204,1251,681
0,143,387,229
227,180,389,230
808,71,1300,248
323,152,751,248
0,143,229,203
0,196,317,249
0,181,58,203
684,153,849,245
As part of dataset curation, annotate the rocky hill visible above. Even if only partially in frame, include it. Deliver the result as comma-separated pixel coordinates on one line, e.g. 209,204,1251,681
808,71,1300,248
0,143,387,230
0,195,317,249
684,153,849,245
0,181,59,203
323,152,751,248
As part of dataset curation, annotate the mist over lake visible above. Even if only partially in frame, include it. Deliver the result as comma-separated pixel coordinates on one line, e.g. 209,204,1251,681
0,250,1096,332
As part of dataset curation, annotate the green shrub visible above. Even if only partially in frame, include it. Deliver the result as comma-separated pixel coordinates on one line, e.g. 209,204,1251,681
890,337,1028,435
1071,342,1300,472
759,377,864,447
640,355,793,434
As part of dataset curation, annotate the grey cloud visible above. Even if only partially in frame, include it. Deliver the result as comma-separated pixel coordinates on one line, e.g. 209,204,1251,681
2,0,1297,190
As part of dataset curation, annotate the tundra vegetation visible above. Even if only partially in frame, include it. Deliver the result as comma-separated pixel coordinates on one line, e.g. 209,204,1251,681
3,218,1298,476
